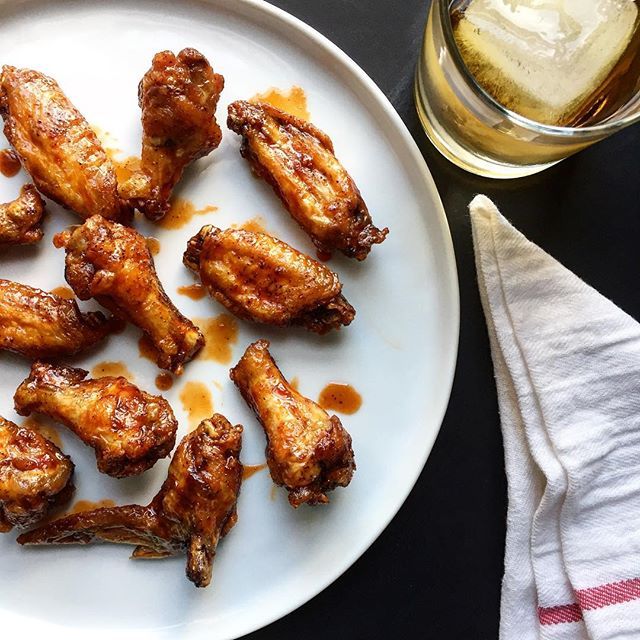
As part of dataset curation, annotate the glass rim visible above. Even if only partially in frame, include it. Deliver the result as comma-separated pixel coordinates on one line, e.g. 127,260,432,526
438,0,640,137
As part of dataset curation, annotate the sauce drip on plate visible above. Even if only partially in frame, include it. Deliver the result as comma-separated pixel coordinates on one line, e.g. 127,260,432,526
177,283,207,300
50,286,75,300
90,361,133,380
22,417,61,447
318,383,362,414
69,499,116,514
157,199,218,230
242,463,267,480
180,381,213,430
193,314,238,364
251,86,310,120
0,149,20,177
155,373,174,391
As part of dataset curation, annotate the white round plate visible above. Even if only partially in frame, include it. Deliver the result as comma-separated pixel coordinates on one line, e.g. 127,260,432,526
0,0,459,638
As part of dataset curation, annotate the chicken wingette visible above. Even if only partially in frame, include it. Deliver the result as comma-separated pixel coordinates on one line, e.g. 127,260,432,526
18,415,243,588
183,225,355,334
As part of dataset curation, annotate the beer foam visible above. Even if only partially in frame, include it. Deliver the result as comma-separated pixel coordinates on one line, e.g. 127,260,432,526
454,0,638,125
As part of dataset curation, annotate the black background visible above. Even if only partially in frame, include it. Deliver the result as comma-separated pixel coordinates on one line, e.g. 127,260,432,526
246,1,640,638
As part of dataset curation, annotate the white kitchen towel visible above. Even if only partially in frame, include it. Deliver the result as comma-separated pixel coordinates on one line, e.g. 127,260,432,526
471,195,640,640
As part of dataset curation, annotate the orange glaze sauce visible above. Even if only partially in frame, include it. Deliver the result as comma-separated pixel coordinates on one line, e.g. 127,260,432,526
146,237,161,256
50,286,75,300
177,283,207,300
316,249,333,262
0,149,20,177
193,314,238,364
251,86,310,120
21,418,61,447
155,373,174,391
90,361,133,380
242,463,267,480
318,383,362,415
111,155,142,185
233,216,266,234
157,198,218,230
138,334,159,363
289,376,300,391
69,499,116,514
179,381,214,430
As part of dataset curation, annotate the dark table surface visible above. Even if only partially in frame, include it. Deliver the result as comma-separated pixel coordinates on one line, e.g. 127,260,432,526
247,2,640,638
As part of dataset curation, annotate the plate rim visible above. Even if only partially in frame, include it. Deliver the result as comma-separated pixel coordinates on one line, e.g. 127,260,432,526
0,0,460,637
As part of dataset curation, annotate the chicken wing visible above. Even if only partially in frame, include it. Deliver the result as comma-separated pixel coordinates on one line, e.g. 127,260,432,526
18,415,243,588
230,339,355,507
227,100,388,260
0,184,46,245
183,225,355,334
14,362,177,478
0,65,132,224
55,215,204,373
0,415,74,532
0,278,116,360
121,48,224,220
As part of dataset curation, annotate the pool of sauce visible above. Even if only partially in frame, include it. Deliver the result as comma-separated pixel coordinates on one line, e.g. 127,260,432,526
90,361,133,380
50,286,75,300
316,249,333,262
0,149,20,177
289,376,300,391
177,283,207,300
318,383,362,415
194,314,238,364
179,381,214,430
234,216,266,234
155,373,174,391
22,418,61,447
158,198,218,230
69,499,116,514
138,334,160,363
146,237,161,256
251,86,310,120
242,463,267,480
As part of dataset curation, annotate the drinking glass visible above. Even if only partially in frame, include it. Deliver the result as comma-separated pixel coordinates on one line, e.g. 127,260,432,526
414,0,640,178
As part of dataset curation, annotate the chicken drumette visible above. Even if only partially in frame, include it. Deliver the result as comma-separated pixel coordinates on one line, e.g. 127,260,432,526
0,279,116,360
0,66,132,224
14,362,177,478
0,184,46,245
230,339,355,507
227,100,388,260
55,215,204,373
0,415,74,532
121,48,224,220
18,415,243,588
183,225,355,334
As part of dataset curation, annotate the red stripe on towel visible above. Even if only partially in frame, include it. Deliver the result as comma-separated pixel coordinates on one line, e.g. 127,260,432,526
538,577,640,625
538,604,583,625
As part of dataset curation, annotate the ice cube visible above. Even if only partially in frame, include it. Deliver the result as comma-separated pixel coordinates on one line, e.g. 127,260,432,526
454,0,638,125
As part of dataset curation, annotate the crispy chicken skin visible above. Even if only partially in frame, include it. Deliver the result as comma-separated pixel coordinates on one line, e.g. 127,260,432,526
122,48,224,220
0,66,132,224
0,415,74,532
14,362,177,478
0,184,46,245
18,415,243,588
230,339,355,507
227,100,388,260
55,215,204,373
0,278,116,360
184,225,355,334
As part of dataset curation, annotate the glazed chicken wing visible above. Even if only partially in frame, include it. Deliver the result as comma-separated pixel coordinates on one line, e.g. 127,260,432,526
122,48,224,220
18,415,243,588
14,362,177,478
0,415,73,532
230,339,354,507
0,184,45,245
55,215,204,373
227,100,388,260
183,225,355,334
0,279,116,360
0,66,132,224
